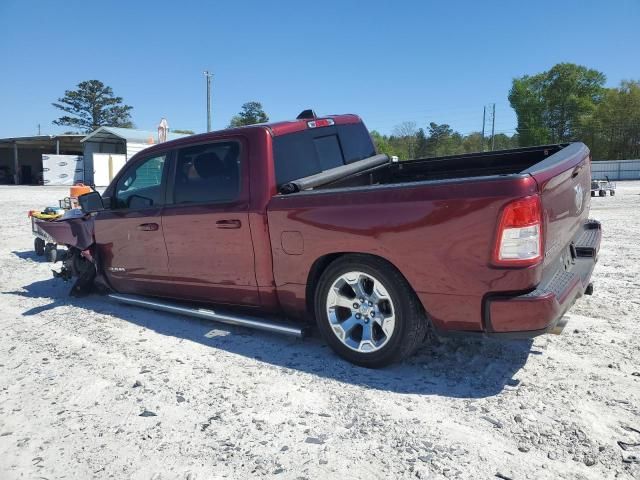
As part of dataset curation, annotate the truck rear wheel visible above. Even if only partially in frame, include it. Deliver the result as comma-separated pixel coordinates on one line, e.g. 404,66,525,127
314,255,427,368
599,190,606,197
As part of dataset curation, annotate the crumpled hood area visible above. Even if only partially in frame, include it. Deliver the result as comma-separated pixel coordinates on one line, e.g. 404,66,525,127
36,216,95,250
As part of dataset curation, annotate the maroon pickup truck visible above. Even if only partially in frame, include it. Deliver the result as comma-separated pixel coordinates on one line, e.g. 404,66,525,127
49,111,601,367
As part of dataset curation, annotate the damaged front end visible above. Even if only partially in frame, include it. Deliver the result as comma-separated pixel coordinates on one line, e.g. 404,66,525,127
53,246,97,296
37,216,99,296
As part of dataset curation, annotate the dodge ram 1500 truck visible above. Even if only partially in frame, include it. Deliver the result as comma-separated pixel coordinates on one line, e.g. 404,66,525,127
44,111,601,367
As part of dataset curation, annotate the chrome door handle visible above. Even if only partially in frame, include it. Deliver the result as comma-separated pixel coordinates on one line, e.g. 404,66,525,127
137,223,159,231
216,219,241,229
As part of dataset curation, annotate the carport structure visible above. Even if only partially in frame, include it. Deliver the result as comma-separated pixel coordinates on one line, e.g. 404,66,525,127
81,127,189,185
0,135,83,184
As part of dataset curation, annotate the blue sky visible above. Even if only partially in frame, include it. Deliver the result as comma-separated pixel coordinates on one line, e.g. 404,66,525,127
0,0,638,138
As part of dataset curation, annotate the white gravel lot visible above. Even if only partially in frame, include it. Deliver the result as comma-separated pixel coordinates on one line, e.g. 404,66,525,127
0,182,639,480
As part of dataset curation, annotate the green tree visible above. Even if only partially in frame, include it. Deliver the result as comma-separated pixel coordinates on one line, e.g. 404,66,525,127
426,122,461,156
462,132,484,153
372,124,517,159
228,101,269,127
508,74,550,146
370,130,394,157
415,128,428,157
492,133,516,150
583,80,640,159
509,63,605,146
391,121,417,159
52,80,133,132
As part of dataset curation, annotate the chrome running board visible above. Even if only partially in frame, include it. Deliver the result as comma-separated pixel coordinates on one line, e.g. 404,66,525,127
108,293,306,338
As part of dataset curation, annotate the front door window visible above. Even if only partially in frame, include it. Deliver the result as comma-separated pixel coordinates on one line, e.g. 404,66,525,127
114,154,166,209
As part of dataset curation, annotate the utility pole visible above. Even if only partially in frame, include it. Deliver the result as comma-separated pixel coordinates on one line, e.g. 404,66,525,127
204,71,213,132
481,103,497,151
491,103,496,151
481,106,486,152
37,124,41,135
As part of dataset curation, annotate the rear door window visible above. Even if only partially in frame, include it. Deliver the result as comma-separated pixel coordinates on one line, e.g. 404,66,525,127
171,141,240,204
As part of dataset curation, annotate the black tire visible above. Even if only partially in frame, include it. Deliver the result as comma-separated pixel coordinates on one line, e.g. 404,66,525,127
314,254,428,368
599,190,606,197
34,237,45,256
45,244,57,263
590,191,595,197
610,190,615,196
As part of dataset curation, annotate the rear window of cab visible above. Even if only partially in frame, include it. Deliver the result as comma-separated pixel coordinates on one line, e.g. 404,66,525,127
273,122,376,186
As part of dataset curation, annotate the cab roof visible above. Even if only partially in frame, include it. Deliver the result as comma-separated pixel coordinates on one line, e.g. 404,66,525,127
137,113,363,157
263,114,362,136
191,113,362,138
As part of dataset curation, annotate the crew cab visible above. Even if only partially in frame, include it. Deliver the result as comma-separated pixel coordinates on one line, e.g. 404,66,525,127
53,111,601,367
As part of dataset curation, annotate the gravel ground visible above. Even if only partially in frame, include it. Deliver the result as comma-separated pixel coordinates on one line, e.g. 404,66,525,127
0,183,639,480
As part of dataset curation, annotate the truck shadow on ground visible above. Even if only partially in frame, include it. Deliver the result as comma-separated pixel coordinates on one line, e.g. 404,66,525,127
7,272,535,399
12,249,63,263
13,250,43,261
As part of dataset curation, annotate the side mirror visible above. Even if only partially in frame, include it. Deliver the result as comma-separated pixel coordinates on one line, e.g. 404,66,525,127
78,191,104,214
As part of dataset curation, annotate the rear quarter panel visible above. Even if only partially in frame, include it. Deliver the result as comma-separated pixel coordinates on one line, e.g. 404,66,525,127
267,175,540,331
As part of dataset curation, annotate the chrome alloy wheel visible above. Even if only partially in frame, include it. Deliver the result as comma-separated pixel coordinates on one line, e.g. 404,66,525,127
325,271,396,353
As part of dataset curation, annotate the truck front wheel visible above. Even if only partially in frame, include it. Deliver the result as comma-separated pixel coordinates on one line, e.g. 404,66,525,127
34,237,45,256
314,255,427,368
44,244,57,263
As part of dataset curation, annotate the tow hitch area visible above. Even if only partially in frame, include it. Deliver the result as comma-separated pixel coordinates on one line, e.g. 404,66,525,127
109,293,307,338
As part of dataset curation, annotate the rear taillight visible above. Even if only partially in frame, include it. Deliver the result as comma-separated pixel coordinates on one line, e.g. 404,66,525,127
493,195,543,266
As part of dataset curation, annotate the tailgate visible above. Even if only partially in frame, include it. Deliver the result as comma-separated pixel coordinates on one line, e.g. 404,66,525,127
525,143,591,269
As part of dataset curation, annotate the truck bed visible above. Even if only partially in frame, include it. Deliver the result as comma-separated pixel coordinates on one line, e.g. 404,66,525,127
317,144,569,190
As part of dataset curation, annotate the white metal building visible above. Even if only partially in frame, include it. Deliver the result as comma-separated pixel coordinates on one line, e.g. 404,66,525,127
0,135,83,184
591,159,640,181
81,127,190,185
